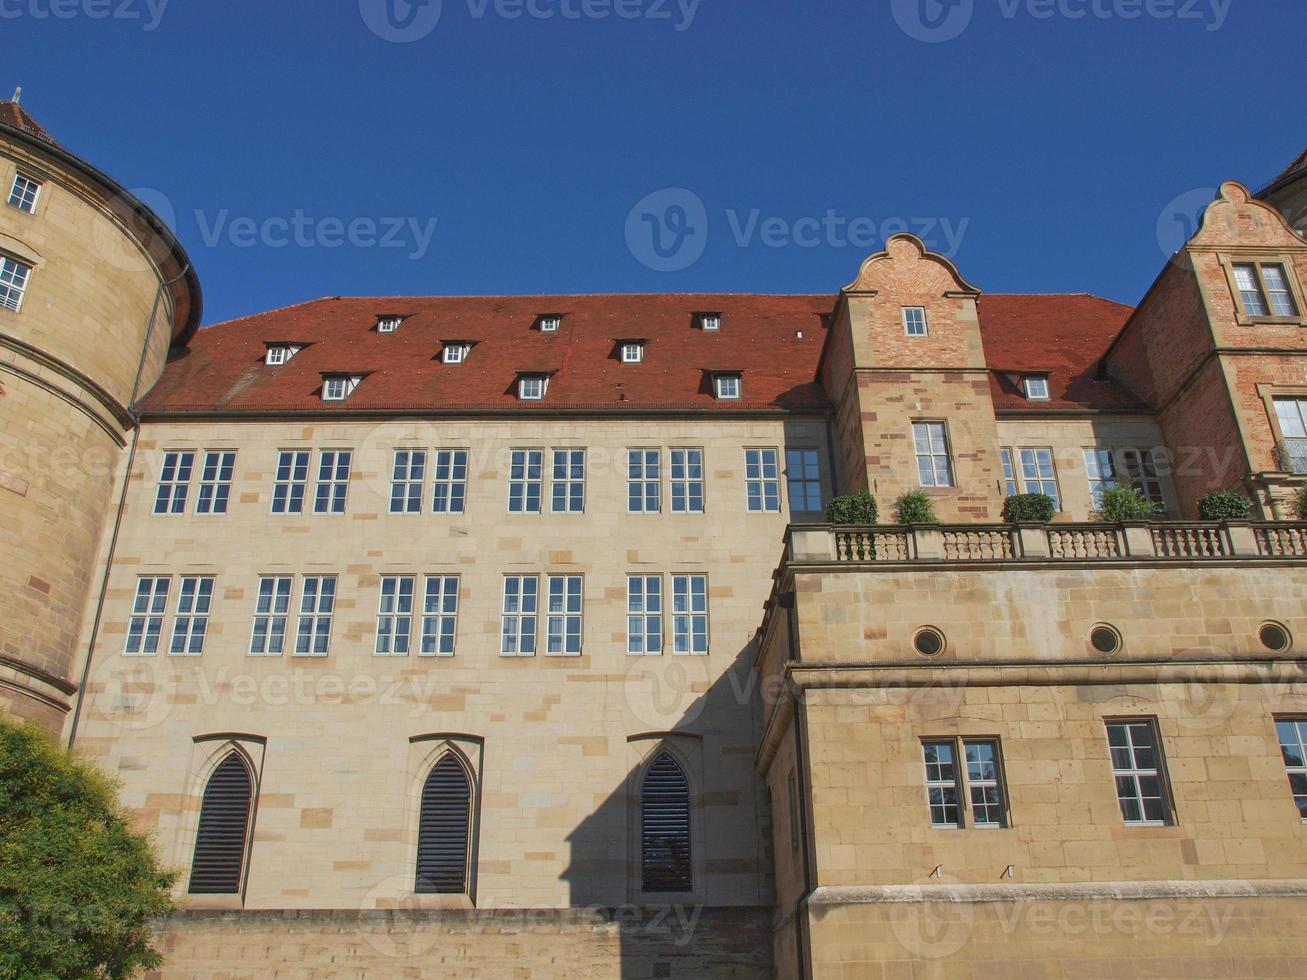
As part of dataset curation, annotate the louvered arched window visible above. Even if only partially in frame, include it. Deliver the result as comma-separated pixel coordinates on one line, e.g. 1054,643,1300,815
641,752,692,893
188,752,255,894
416,754,473,894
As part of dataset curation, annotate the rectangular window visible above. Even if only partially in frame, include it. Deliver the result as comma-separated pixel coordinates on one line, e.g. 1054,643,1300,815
8,173,41,213
902,306,928,337
154,450,195,515
295,576,336,656
313,450,352,514
1106,719,1173,826
922,740,961,828
745,448,781,513
963,741,1006,827
1083,448,1118,509
377,316,403,333
700,314,720,332
1233,261,1299,318
1018,448,1060,509
420,575,460,657
1120,448,1165,510
1274,397,1307,439
196,451,236,515
125,577,170,655
266,346,290,366
1262,264,1299,317
250,576,293,656
670,448,705,513
539,315,561,332
628,449,661,513
322,377,350,401
0,256,31,312
921,738,1007,829
271,450,310,514
519,376,546,400
501,575,538,656
627,575,663,655
432,450,469,513
551,449,586,513
442,343,467,364
169,576,214,656
1022,377,1050,401
375,575,415,656
622,343,644,363
672,575,709,655
390,449,427,514
913,422,954,488
509,449,543,513
715,375,741,400
546,575,583,656
1275,718,1307,820
1233,263,1269,316
999,448,1019,497
786,449,823,513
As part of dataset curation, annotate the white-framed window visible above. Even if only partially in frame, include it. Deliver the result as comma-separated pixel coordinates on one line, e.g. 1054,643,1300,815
1277,397,1307,439
745,448,781,513
500,575,538,656
0,255,31,313
169,576,214,656
670,448,705,513
628,449,661,513
1275,718,1307,820
313,450,352,514
1120,448,1165,510
1106,719,1172,826
1022,376,1050,401
922,739,1006,829
786,449,823,514
714,374,741,400
539,315,561,333
154,450,195,515
913,422,954,488
519,376,547,401
902,306,928,337
508,449,544,513
442,343,469,364
433,450,469,513
622,342,644,364
672,575,709,655
1263,264,1299,317
8,173,42,213
1083,448,1117,509
375,575,415,656
196,451,236,515
271,450,310,514
699,313,720,332
391,449,427,514
265,344,300,366
125,577,170,655
294,576,336,656
377,315,405,333
322,376,360,402
551,449,586,513
1017,447,1060,509
627,574,663,655
421,575,460,656
250,576,293,656
1233,262,1299,318
999,448,1019,497
546,575,583,656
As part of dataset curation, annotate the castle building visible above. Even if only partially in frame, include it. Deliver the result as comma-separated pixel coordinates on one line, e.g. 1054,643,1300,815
3,102,1307,978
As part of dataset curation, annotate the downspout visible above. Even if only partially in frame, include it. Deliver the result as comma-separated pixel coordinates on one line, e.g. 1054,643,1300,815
786,591,816,980
67,265,190,749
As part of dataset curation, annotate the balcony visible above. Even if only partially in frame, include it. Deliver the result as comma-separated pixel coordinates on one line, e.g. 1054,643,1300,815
787,521,1307,565
1276,438,1307,475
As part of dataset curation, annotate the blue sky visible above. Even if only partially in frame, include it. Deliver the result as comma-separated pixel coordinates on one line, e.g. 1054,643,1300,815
6,0,1302,325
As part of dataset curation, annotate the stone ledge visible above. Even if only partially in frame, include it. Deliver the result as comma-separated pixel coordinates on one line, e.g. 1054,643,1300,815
807,879,1307,906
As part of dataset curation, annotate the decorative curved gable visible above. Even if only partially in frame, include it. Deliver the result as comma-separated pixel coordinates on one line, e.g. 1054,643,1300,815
843,233,980,297
1190,181,1306,251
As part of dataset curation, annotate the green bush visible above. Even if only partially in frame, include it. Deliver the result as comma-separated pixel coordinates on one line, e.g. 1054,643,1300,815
1293,487,1307,521
1197,490,1253,521
1001,493,1056,524
894,490,938,525
825,490,878,525
0,721,175,979
1096,486,1155,523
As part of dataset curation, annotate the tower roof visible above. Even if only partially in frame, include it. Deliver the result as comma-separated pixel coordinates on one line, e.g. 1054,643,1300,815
0,100,59,147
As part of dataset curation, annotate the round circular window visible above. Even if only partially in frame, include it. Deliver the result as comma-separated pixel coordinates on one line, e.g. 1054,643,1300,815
913,627,947,658
1259,622,1293,653
1089,624,1122,655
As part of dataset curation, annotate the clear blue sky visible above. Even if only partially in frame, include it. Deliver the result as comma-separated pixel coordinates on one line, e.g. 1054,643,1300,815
7,0,1302,325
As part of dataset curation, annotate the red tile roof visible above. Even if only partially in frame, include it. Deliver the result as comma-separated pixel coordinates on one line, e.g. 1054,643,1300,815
137,292,1144,416
0,101,59,147
977,294,1143,411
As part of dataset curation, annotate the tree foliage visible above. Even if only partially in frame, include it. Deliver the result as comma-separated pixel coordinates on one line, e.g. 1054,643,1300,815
894,490,939,525
1096,486,1155,523
0,721,175,980
825,490,878,525
1001,493,1056,524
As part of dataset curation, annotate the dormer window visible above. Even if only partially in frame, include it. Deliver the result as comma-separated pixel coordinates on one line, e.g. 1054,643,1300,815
699,313,721,332
7,173,42,214
442,342,471,365
1022,376,1050,401
714,373,742,400
376,315,405,334
539,315,562,333
265,344,302,366
621,342,644,364
322,375,363,402
518,375,548,401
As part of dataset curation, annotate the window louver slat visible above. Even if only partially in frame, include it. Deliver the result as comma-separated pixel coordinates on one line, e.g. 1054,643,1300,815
641,753,692,893
416,755,472,894
188,754,253,894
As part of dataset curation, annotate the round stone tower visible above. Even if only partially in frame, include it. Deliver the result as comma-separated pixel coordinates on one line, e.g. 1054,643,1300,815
0,96,201,731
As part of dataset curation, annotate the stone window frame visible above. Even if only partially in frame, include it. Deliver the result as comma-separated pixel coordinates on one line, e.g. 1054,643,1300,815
920,735,1010,830
902,306,929,337
403,734,485,909
1217,253,1307,326
7,171,43,214
1257,383,1307,448
912,420,956,489
1273,716,1307,823
625,733,706,906
1104,716,1176,828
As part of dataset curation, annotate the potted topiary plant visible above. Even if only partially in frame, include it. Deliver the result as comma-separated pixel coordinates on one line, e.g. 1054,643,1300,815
825,490,878,525
1197,489,1253,522
1095,486,1154,523
1001,493,1056,524
894,490,938,525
